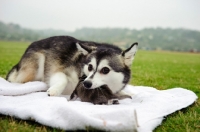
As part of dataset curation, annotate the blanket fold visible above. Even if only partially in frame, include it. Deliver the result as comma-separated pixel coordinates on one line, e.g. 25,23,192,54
0,77,197,132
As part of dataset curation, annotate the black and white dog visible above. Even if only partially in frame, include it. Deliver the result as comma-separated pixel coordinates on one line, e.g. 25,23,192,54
6,36,138,99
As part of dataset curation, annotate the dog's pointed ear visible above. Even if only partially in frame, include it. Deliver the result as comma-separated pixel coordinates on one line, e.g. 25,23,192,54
122,42,138,66
76,43,93,55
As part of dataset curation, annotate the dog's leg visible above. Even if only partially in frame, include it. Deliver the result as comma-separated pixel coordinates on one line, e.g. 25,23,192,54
47,72,68,96
69,91,78,101
7,62,37,83
118,90,134,97
16,68,36,83
107,99,119,105
7,52,43,83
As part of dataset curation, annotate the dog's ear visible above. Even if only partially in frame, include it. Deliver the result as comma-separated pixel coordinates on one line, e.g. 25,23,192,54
76,43,93,55
122,42,138,66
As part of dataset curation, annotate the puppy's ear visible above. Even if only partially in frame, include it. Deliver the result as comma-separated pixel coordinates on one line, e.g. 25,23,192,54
76,43,93,55
122,42,138,66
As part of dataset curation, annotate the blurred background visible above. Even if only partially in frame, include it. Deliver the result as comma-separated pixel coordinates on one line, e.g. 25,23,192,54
0,0,200,52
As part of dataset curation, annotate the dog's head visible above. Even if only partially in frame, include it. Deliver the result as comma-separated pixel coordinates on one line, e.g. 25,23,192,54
76,42,138,93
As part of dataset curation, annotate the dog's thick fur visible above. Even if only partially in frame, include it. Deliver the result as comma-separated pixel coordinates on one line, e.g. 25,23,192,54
6,36,138,96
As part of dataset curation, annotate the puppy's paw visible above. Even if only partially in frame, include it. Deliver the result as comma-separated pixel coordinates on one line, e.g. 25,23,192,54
69,93,78,101
107,99,119,105
47,88,61,96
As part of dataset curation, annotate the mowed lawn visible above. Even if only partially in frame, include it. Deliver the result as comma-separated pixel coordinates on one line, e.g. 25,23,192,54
0,41,199,132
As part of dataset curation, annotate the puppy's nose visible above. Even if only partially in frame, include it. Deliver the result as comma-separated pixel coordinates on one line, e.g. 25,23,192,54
83,81,92,89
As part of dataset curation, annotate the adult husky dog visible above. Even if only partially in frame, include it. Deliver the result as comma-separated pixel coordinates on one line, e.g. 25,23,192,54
6,36,138,96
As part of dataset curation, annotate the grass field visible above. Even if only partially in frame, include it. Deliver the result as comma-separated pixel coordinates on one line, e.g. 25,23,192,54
0,41,199,132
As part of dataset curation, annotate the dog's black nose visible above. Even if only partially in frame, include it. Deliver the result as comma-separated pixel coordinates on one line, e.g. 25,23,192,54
83,81,92,89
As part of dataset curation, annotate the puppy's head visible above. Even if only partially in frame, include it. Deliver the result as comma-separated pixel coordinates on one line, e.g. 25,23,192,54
80,43,138,93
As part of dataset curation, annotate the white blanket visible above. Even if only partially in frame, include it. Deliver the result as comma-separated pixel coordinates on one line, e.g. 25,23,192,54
0,77,197,132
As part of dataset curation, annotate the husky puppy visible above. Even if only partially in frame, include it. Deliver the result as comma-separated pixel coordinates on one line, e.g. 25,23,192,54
6,36,138,96
70,75,131,105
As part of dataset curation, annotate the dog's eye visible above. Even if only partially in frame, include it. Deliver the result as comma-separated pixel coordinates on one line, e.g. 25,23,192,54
101,67,110,74
88,64,93,71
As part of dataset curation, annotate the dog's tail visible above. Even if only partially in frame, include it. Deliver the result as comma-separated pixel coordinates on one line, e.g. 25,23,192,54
6,64,19,82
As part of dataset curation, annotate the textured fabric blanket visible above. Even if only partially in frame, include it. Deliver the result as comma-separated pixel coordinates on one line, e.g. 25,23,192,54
0,77,197,132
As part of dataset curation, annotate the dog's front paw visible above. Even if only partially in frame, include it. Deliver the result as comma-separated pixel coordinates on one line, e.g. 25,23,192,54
107,99,119,105
47,88,61,96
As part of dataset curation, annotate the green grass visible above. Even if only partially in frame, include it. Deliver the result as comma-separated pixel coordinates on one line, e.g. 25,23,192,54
0,41,200,132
